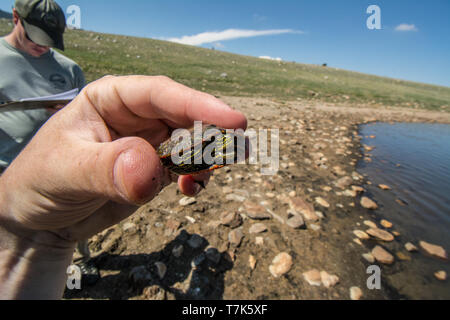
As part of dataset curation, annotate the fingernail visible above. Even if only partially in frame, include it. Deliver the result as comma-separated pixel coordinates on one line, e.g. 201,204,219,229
113,150,132,200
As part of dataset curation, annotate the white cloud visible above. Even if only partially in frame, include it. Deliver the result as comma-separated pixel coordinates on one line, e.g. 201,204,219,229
167,28,303,46
395,24,418,32
259,56,282,62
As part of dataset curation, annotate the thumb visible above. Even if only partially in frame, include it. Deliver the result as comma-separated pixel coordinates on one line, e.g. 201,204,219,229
81,137,169,205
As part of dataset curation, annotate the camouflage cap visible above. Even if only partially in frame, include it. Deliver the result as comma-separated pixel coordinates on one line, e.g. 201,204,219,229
15,0,66,50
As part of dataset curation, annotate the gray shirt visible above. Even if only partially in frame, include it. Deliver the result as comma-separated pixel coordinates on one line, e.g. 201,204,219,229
0,37,85,168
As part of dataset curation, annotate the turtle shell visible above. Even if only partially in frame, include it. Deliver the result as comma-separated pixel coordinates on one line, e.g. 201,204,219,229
157,125,247,175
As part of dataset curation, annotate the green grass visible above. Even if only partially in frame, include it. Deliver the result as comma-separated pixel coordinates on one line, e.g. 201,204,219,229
1,18,449,111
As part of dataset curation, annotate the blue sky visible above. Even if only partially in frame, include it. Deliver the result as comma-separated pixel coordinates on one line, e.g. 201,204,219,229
1,0,449,87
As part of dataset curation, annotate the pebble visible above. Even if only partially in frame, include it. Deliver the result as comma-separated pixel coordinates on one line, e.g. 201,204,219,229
396,251,411,261
362,253,375,263
303,269,322,286
172,244,184,258
351,186,365,193
310,224,321,231
185,216,196,224
366,228,394,242
419,241,447,259
154,262,167,279
364,220,377,228
255,237,264,245
249,255,257,270
226,194,247,202
353,230,370,240
335,176,353,189
360,197,378,209
187,234,204,249
228,229,244,247
378,184,391,190
350,286,363,300
244,201,272,220
434,270,447,281
343,189,357,197
405,242,418,252
179,197,196,206
371,245,394,264
353,238,363,246
380,219,393,228
286,215,305,229
289,197,320,221
220,211,243,228
249,223,268,234
315,197,330,208
269,252,293,277
320,271,340,288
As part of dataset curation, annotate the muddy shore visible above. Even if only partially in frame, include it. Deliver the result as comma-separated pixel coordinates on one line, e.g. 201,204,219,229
64,98,449,300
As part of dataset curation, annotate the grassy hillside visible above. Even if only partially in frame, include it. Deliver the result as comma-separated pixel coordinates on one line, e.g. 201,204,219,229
1,18,449,111
0,10,12,19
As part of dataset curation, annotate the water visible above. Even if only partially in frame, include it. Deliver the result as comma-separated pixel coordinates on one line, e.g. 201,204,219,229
358,122,450,299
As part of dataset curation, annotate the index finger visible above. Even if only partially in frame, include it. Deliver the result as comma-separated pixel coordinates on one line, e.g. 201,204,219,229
84,75,248,131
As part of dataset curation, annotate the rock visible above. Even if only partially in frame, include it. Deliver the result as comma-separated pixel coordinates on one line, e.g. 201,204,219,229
380,219,393,228
351,186,365,193
419,241,447,259
249,255,257,270
405,242,418,252
350,286,363,300
289,197,319,221
154,262,167,279
129,266,152,285
255,237,264,245
361,197,378,209
165,219,181,233
364,220,377,228
244,201,272,220
371,246,394,264
228,229,244,247
315,197,330,208
343,189,357,197
303,269,322,286
353,238,363,246
362,253,375,263
179,197,196,206
353,230,370,240
172,244,184,258
320,271,340,288
332,166,346,176
366,228,394,241
185,216,196,224
269,252,293,277
335,176,353,189
378,184,391,190
396,251,411,261
187,234,204,249
434,270,447,281
249,223,268,234
310,224,321,231
122,222,137,234
226,194,246,202
205,247,221,265
286,215,305,229
143,285,166,300
220,211,243,228
222,186,233,194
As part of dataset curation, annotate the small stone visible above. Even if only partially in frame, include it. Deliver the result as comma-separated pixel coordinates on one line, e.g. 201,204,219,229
372,245,395,264
222,186,233,194
310,224,321,231
269,252,293,277
228,229,244,247
364,220,377,228
244,201,272,220
205,247,221,265
332,166,346,176
179,197,196,206
378,184,391,190
172,244,183,258
361,197,378,209
335,176,353,189
366,228,394,241
226,194,246,202
343,189,357,197
220,211,243,228
143,285,166,300
320,271,339,288
434,271,447,281
405,242,418,252
255,237,264,245
353,230,370,240
350,286,363,300
353,238,363,246
419,241,447,259
249,223,268,234
315,197,330,208
286,215,305,229
187,234,204,249
392,231,400,236
122,222,137,233
303,269,322,286
129,266,152,284
185,216,196,224
322,186,332,192
289,190,296,197
380,219,393,228
289,197,320,221
362,253,375,263
249,255,257,270
165,219,181,233
351,186,365,193
154,262,167,279
396,251,411,261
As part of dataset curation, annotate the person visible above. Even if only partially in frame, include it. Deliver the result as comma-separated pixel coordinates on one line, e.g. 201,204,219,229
0,0,97,282
0,75,247,299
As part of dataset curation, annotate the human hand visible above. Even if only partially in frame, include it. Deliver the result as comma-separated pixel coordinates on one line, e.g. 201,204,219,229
0,75,247,246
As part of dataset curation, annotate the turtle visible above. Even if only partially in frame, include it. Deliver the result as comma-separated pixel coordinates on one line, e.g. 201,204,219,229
157,124,247,175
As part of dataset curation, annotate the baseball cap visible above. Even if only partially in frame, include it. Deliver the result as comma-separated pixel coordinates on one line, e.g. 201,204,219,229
15,0,66,50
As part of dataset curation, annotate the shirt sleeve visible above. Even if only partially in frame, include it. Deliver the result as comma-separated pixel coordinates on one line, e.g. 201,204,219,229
73,64,86,91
